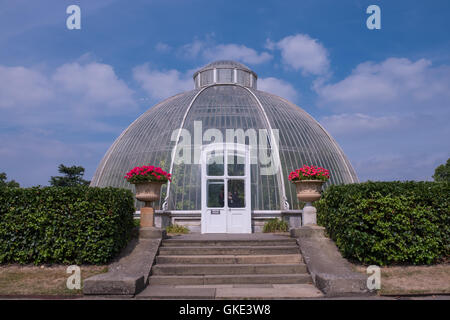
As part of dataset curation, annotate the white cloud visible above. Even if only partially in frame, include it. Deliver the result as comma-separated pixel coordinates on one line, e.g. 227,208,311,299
155,42,171,53
353,153,448,182
269,34,330,75
316,58,450,112
203,44,272,65
320,113,402,136
0,60,139,187
182,39,206,59
180,40,272,65
315,57,450,182
133,64,193,101
258,77,299,102
0,133,109,187
0,65,53,108
52,62,136,114
0,61,136,129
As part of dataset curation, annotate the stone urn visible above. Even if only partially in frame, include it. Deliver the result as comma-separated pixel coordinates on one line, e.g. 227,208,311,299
294,180,325,225
134,181,164,228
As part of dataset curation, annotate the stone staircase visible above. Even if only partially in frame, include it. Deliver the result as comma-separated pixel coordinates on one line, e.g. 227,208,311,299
137,234,323,299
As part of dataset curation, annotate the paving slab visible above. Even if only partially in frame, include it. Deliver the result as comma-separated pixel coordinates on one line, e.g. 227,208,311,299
215,284,323,299
136,285,216,300
175,284,234,289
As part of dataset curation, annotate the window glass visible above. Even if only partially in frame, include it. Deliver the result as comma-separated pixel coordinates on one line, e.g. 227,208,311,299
227,152,245,176
207,179,224,208
227,179,245,208
207,151,224,176
217,69,233,83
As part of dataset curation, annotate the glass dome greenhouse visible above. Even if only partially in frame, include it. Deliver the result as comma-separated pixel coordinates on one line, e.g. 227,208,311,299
91,60,358,233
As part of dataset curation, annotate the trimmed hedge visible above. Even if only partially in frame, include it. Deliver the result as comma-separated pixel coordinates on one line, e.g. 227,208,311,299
0,186,135,265
317,181,450,265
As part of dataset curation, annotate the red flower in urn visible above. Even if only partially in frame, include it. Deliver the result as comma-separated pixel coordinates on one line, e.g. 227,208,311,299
124,165,171,184
288,165,330,182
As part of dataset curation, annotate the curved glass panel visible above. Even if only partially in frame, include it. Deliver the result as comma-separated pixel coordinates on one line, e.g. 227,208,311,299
251,89,359,209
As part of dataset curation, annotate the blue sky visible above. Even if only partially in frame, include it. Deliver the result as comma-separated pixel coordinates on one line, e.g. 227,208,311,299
0,0,449,186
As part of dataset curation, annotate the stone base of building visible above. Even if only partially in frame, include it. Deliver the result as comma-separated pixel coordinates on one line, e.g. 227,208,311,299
135,210,303,233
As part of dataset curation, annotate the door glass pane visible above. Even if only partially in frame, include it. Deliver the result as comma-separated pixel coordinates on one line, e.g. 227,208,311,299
207,152,224,176
228,180,245,208
207,179,224,208
227,152,245,176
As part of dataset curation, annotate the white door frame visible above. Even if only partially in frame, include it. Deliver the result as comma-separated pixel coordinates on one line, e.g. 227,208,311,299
201,143,251,233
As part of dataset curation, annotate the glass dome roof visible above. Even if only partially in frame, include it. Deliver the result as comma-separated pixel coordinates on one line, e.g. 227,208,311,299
91,61,358,210
193,60,257,89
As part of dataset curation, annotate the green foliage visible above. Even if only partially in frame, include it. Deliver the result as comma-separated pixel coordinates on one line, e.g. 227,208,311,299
166,224,189,234
263,218,289,233
49,164,90,187
433,158,450,183
317,181,450,265
0,172,20,188
0,186,135,264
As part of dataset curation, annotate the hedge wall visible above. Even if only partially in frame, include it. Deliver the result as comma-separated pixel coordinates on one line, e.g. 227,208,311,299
0,186,135,265
317,181,450,265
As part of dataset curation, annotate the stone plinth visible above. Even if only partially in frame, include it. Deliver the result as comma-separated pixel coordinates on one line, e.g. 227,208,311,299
140,207,155,227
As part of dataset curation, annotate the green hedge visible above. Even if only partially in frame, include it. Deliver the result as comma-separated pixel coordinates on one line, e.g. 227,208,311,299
0,186,135,265
317,181,450,265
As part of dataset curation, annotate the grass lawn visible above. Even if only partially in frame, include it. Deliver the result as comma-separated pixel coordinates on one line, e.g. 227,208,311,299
0,265,107,296
353,262,450,296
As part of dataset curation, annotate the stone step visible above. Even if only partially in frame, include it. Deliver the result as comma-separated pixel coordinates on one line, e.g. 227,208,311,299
158,245,299,255
148,273,313,286
161,239,297,247
151,263,308,275
136,284,324,300
156,254,302,265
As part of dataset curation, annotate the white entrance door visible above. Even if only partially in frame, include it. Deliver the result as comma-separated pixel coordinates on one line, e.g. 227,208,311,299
201,144,251,233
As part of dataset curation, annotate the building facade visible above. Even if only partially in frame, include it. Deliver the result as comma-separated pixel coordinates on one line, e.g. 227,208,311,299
91,60,358,233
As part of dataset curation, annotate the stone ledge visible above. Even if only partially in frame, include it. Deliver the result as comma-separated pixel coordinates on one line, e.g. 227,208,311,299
290,225,325,238
84,274,145,295
83,237,162,295
314,273,368,297
291,225,374,297
139,227,167,239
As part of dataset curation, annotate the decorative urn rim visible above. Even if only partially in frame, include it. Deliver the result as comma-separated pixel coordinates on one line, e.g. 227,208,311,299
132,180,166,185
293,179,325,203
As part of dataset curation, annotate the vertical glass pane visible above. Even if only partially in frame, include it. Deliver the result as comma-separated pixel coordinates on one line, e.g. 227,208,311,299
217,69,233,83
207,179,224,208
227,152,245,176
228,179,245,208
207,152,224,176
